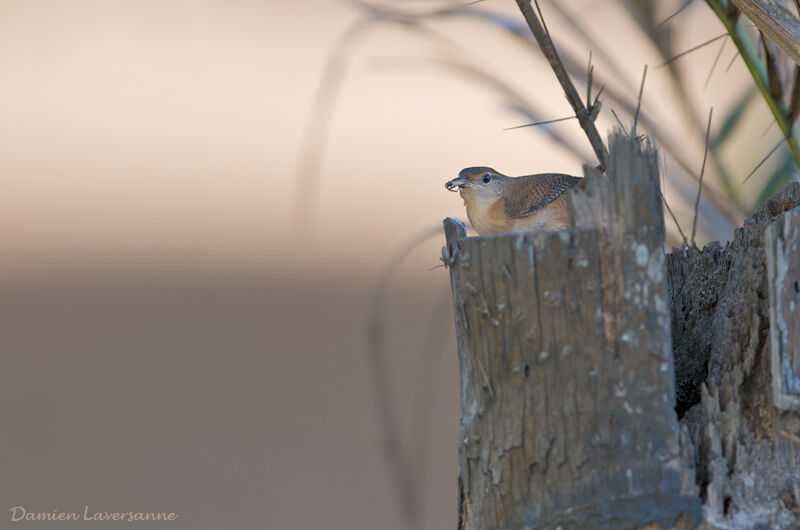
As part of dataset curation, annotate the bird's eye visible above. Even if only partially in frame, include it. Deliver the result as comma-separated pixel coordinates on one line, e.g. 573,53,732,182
482,174,491,183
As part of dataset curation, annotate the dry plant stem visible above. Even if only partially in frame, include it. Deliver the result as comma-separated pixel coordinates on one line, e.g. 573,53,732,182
761,32,784,100
665,43,740,208
725,47,741,72
659,0,695,28
788,65,800,122
744,135,785,181
611,109,629,135
514,0,607,168
549,2,740,212
707,0,800,176
663,190,690,246
545,2,737,213
553,47,743,225
504,115,576,130
660,33,730,66
657,138,689,246
642,4,741,208
731,0,800,64
517,7,742,221
692,108,714,246
633,65,647,133
355,1,745,225
705,38,728,88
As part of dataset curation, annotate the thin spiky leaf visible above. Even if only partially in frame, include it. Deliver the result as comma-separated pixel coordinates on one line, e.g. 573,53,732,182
503,115,576,130
532,0,551,38
755,151,798,205
514,0,607,166
761,32,784,101
461,5,736,220
708,0,800,195
725,47,741,72
356,0,742,225
744,136,786,182
590,85,604,120
659,33,730,66
657,0,694,28
610,109,629,136
761,119,777,139
712,87,758,148
392,54,592,160
704,38,728,89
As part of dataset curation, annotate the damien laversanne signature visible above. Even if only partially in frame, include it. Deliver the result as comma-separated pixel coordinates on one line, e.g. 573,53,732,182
10,506,179,522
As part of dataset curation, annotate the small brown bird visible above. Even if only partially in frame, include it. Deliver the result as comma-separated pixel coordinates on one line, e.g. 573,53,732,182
445,167,584,236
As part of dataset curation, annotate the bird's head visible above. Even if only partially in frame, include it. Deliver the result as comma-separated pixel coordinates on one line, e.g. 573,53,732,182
445,167,506,199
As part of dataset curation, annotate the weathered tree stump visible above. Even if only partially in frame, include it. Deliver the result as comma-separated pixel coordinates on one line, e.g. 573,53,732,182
668,182,800,528
444,132,800,529
444,133,700,529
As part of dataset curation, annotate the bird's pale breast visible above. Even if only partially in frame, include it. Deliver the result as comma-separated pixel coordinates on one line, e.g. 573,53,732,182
460,192,511,235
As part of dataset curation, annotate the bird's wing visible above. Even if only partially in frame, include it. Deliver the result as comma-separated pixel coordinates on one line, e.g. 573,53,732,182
502,174,583,219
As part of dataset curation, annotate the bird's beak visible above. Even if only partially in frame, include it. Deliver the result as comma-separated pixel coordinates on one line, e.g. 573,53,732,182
445,176,467,192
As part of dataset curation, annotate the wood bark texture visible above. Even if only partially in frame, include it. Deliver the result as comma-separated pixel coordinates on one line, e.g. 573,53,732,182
444,133,701,530
446,133,800,528
767,200,800,411
668,181,800,528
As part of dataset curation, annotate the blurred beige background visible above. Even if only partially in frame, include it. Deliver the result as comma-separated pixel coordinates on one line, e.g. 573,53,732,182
0,1,780,529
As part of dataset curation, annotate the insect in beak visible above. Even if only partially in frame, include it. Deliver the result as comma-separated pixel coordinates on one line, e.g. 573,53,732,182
445,176,467,192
